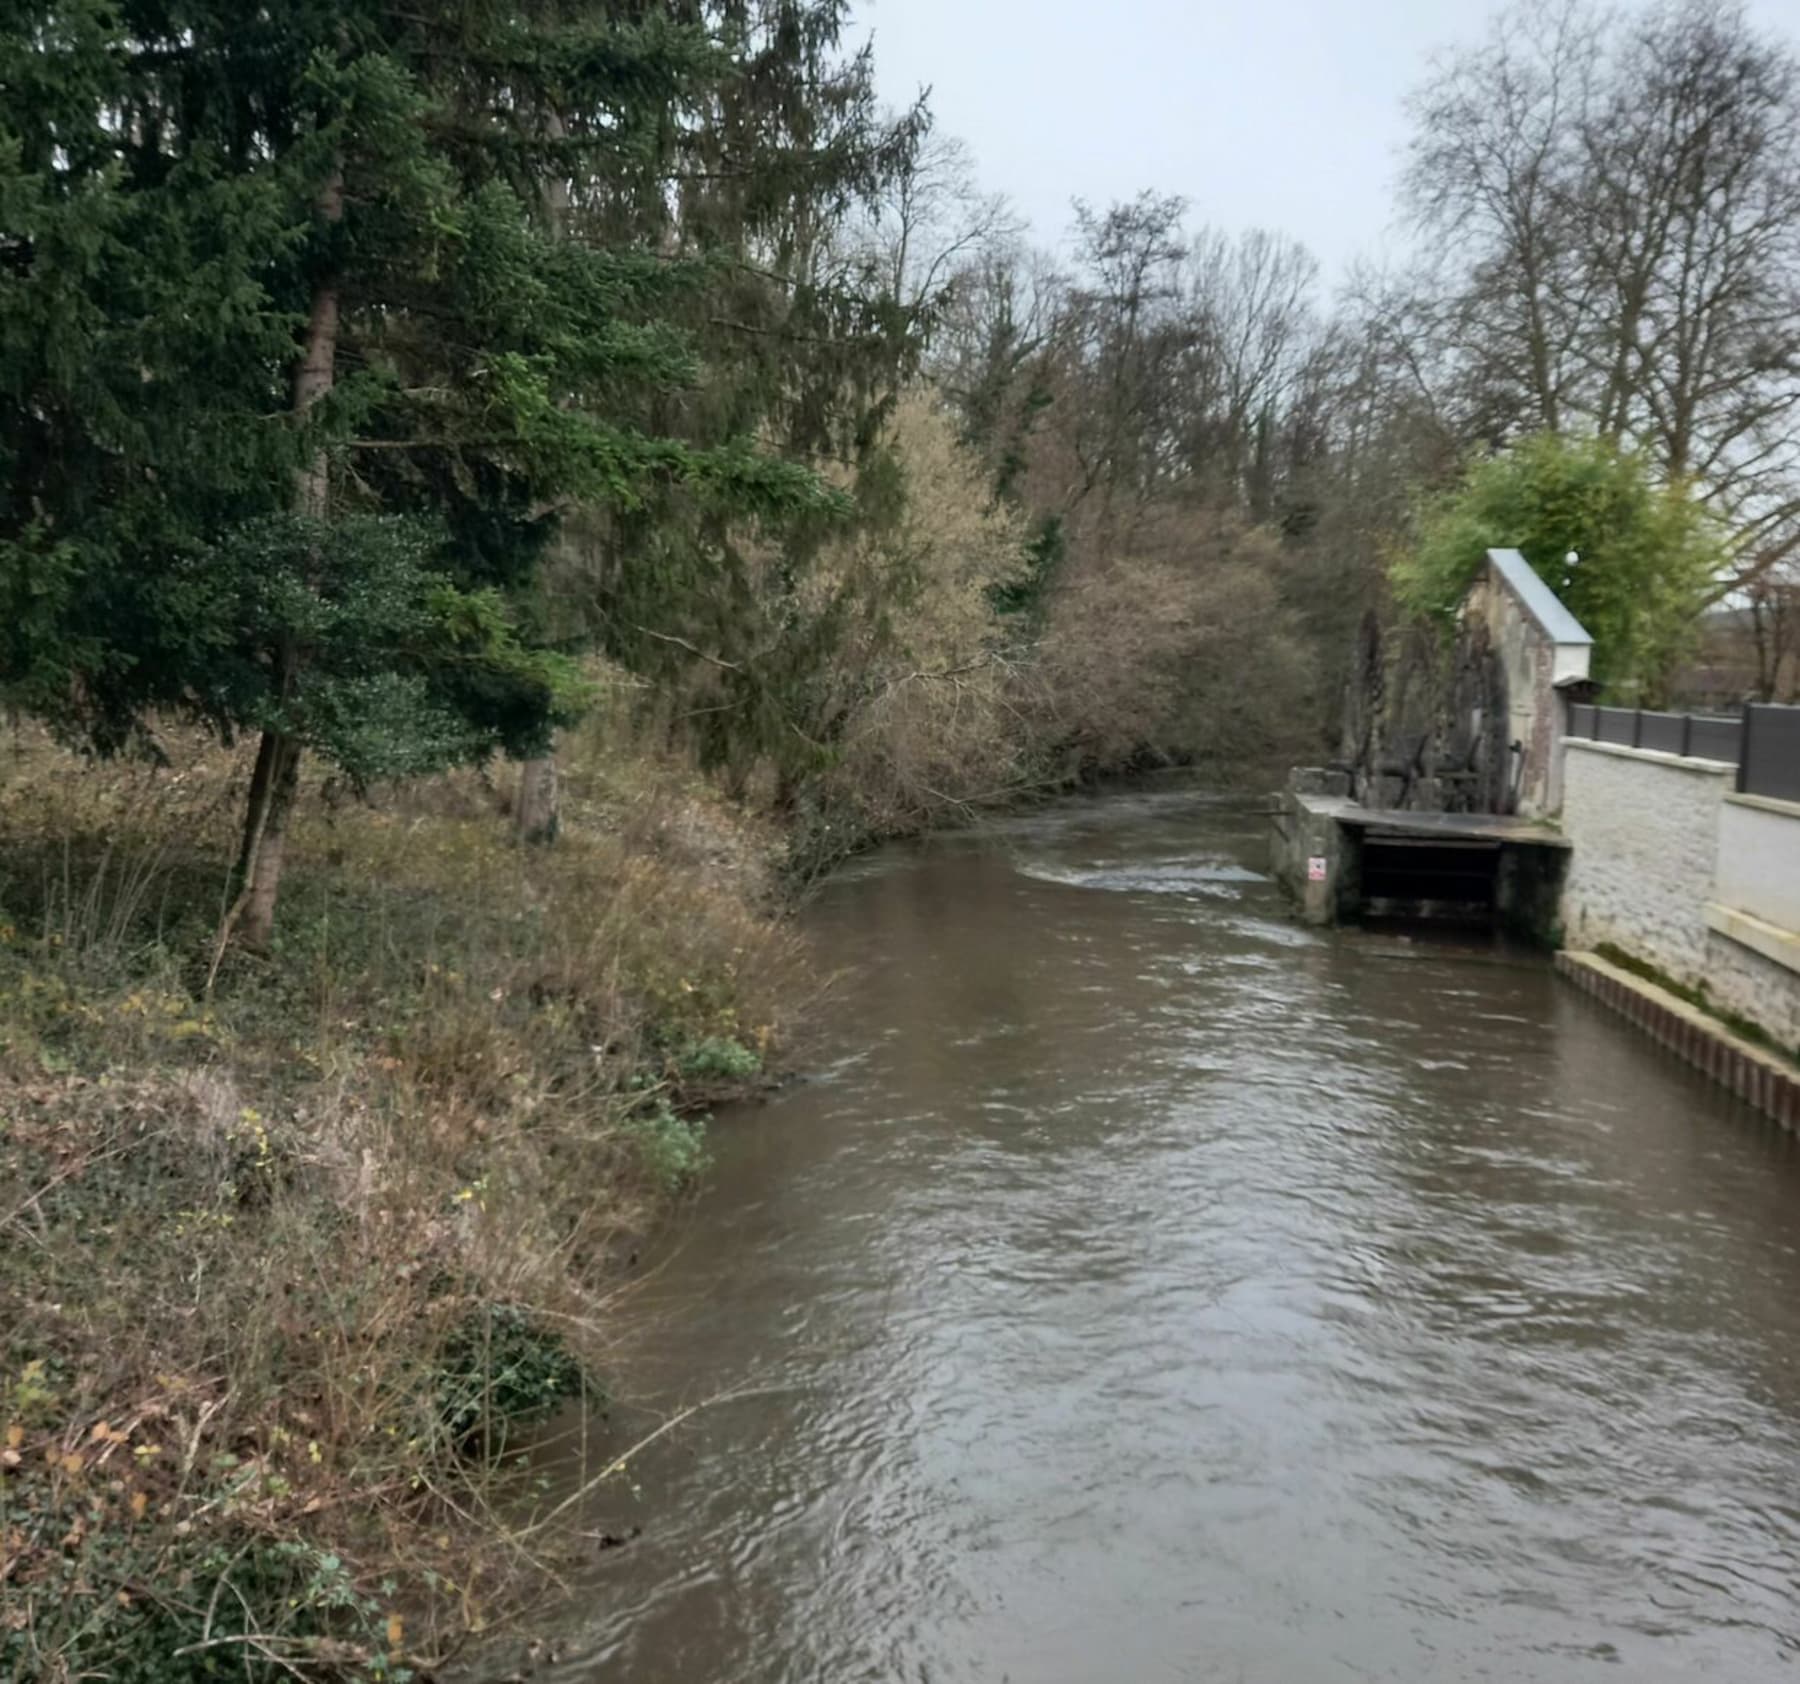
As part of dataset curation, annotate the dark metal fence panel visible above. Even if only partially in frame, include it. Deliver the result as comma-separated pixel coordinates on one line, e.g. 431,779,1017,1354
1597,708,1639,746
1637,711,1688,754
1741,705,1800,802
1565,703,1747,767
1689,715,1744,765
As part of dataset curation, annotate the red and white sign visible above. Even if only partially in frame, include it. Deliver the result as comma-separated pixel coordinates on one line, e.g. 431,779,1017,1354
1307,856,1328,882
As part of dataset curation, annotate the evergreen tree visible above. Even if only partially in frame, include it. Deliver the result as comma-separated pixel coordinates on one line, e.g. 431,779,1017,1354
531,1,930,798
0,2,835,941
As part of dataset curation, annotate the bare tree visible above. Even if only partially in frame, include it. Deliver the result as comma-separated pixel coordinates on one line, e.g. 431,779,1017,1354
1746,573,1800,699
1177,228,1321,516
1579,1,1800,586
1403,0,1601,437
1402,0,1800,595
927,237,1065,495
1056,192,1193,516
867,128,1023,311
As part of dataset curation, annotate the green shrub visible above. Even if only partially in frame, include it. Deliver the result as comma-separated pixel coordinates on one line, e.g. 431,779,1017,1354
624,1102,710,1194
1393,433,1722,700
434,1305,587,1448
676,1034,763,1081
0,1494,413,1684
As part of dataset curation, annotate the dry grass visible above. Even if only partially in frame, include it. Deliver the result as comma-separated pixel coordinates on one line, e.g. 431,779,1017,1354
0,716,812,1682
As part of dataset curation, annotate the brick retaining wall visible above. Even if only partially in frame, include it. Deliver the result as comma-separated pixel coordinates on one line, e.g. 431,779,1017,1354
1556,950,1799,1130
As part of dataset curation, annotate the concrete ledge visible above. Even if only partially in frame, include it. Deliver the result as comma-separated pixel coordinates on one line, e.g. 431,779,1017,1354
1563,739,1738,776
1725,790,1800,821
1705,901,1800,977
1556,951,1800,1131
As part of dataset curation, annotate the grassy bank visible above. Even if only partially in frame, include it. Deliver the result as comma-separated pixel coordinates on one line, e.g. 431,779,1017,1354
0,718,813,1682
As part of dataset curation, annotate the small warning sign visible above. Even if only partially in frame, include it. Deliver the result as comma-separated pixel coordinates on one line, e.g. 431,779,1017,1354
1307,856,1328,882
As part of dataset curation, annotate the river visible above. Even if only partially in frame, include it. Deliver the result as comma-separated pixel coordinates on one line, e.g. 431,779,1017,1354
543,790,1800,1683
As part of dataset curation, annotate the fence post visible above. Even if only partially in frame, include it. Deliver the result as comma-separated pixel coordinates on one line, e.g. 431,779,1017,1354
1633,708,1644,749
1738,703,1752,794
1680,712,1693,758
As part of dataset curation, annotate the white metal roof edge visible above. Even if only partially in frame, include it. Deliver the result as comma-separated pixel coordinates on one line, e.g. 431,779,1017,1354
1486,548,1594,646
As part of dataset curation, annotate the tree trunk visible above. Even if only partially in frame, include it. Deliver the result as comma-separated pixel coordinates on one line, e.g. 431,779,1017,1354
512,120,573,849
231,162,343,947
515,752,559,845
238,732,301,949
236,729,280,888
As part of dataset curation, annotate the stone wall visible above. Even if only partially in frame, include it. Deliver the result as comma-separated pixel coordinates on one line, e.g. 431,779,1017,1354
1560,739,1800,1052
1706,927,1800,1052
1559,741,1732,975
1270,770,1355,926
1708,793,1800,1051
1461,553,1587,817
1716,797,1800,933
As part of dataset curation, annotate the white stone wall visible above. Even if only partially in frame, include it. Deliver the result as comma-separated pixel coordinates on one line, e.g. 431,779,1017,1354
1704,927,1800,1052
1561,739,1800,1052
1716,796,1800,933
1560,741,1734,983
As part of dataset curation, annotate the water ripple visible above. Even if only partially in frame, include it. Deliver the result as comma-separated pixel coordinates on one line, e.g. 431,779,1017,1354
529,794,1800,1684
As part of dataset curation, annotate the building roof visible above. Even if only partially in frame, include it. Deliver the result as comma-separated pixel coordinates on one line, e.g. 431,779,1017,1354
1487,548,1594,647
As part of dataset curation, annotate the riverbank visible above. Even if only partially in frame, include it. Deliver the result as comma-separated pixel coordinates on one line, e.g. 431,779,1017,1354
0,732,1295,1680
0,721,815,1682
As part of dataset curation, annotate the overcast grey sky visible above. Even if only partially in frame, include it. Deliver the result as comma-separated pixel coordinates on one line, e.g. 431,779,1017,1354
853,0,1800,281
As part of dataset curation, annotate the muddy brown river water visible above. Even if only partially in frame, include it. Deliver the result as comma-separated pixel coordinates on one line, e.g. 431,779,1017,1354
539,791,1800,1683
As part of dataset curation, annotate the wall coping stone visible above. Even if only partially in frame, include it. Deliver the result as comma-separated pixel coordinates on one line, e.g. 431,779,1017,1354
1705,902,1800,977
1724,791,1800,822
1564,739,1738,777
